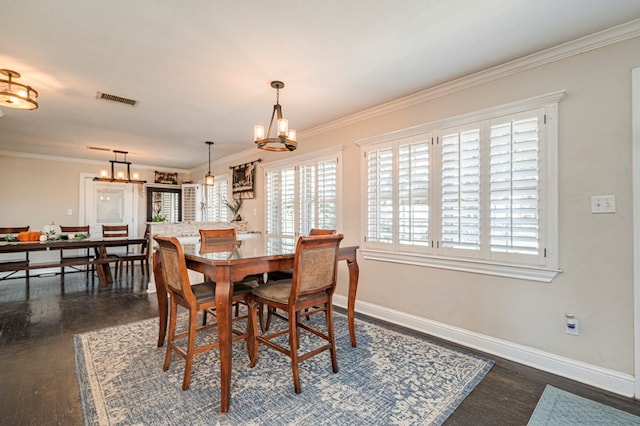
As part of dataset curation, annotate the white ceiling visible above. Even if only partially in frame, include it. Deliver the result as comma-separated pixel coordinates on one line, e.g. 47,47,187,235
2,0,640,170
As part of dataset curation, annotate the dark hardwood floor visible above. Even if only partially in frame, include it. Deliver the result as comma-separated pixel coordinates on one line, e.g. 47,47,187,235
1,269,640,425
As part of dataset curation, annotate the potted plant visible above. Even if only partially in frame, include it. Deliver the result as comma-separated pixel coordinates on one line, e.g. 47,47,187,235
226,198,243,222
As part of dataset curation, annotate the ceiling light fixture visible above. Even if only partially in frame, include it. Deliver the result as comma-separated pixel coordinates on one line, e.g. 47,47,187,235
254,80,297,151
93,150,146,184
205,141,215,186
0,69,38,110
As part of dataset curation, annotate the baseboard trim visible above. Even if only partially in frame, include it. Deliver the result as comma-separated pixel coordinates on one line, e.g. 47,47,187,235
333,295,635,398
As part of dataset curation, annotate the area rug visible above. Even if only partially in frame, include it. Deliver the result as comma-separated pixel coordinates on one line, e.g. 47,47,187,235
74,312,493,425
528,385,640,425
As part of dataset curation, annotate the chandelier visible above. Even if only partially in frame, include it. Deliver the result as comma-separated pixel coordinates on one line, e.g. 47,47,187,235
205,141,214,186
93,150,146,184
254,81,297,151
0,69,39,110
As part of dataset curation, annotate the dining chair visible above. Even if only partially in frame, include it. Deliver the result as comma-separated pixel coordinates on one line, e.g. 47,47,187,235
267,228,336,282
115,224,150,278
101,224,134,279
154,235,253,390
0,226,31,285
199,228,237,252
248,233,344,394
264,228,337,329
59,225,94,282
198,228,262,326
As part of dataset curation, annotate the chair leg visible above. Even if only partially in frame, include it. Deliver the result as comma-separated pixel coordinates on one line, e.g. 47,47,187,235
326,302,338,374
265,307,275,331
248,301,259,368
182,308,198,391
164,302,178,372
289,311,302,394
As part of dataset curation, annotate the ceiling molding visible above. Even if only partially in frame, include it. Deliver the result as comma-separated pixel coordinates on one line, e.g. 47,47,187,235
300,18,640,139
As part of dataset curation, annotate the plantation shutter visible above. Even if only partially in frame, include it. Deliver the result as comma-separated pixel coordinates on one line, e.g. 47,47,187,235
316,159,337,231
489,112,540,255
203,177,228,222
298,164,316,235
440,127,481,251
366,145,394,244
266,167,296,237
398,136,430,247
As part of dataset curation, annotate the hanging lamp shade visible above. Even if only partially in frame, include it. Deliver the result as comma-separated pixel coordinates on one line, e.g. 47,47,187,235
205,141,215,186
0,69,38,110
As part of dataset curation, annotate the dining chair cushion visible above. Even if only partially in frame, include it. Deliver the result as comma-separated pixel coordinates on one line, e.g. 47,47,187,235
252,280,321,305
193,281,255,303
190,282,218,302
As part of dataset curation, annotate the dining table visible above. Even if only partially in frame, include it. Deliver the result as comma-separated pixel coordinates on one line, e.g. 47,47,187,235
0,237,148,287
152,235,359,413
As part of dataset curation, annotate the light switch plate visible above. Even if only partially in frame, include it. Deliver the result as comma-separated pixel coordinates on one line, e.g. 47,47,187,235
591,195,616,214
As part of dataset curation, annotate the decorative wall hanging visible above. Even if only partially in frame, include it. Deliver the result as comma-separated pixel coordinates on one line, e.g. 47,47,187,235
230,159,261,199
154,171,178,185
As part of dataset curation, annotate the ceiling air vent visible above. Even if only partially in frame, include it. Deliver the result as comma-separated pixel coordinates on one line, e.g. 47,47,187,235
96,91,138,106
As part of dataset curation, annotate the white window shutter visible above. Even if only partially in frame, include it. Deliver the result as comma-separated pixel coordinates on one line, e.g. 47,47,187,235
490,114,540,255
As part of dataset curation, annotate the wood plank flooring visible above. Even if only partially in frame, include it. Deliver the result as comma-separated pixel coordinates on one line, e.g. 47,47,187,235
1,270,640,425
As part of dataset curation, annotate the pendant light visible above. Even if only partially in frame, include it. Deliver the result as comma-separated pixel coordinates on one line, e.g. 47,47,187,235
254,81,297,151
205,141,214,186
0,69,39,110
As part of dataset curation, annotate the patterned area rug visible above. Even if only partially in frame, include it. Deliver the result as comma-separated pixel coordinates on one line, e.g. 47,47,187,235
74,312,493,425
528,385,640,425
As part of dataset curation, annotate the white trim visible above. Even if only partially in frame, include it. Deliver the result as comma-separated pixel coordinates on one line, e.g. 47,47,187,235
359,249,560,283
333,295,635,397
355,90,566,147
632,67,640,398
303,19,640,139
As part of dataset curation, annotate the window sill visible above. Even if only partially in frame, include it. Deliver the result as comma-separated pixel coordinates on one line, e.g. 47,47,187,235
359,249,561,283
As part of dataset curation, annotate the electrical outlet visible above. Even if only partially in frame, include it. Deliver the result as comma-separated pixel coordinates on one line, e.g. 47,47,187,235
565,313,579,335
591,195,616,214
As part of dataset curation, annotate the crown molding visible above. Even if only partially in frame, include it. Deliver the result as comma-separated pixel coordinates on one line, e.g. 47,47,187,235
300,18,640,139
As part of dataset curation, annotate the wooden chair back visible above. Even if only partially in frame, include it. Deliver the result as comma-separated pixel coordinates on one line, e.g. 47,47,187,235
0,226,30,235
153,236,195,303
60,225,90,236
291,234,344,300
102,225,128,238
309,228,336,236
199,228,237,252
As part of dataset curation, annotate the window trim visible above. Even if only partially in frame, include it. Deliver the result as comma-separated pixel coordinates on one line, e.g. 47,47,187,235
358,91,565,282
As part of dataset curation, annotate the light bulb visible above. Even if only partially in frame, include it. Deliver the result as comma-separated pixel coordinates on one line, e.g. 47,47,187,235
254,125,265,141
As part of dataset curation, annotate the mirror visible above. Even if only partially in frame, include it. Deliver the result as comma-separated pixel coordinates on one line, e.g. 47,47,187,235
147,186,182,222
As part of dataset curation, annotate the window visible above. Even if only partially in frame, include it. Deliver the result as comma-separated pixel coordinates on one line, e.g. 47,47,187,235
360,91,564,282
203,175,228,222
265,148,342,252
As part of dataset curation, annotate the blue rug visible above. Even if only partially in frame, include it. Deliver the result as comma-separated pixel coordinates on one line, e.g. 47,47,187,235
528,385,640,425
74,312,493,425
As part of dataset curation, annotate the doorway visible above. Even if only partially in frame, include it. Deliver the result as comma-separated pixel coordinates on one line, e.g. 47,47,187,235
79,174,139,238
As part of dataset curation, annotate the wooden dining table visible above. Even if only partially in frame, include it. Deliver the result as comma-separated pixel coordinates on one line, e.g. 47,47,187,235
152,235,359,413
0,237,147,287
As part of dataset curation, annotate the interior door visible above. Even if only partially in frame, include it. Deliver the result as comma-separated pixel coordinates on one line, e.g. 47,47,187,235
82,177,137,239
